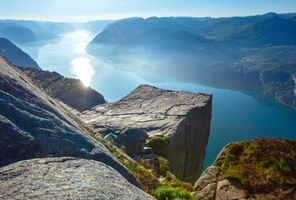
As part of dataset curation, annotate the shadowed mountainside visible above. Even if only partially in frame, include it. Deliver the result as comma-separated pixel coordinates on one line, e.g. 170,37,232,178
20,68,106,112
88,13,296,109
0,38,39,68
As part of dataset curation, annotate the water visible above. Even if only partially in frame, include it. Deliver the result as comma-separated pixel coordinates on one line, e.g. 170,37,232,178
21,30,296,168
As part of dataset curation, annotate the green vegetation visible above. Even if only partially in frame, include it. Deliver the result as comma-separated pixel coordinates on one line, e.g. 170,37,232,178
146,136,170,156
154,186,195,200
215,139,296,190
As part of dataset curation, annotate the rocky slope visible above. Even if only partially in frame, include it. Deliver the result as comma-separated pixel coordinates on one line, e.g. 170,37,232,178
193,139,296,200
0,38,39,68
0,157,154,200
80,84,212,183
0,56,139,187
20,68,106,112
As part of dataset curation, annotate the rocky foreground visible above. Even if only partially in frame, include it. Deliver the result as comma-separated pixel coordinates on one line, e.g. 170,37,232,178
80,85,212,183
0,157,153,200
193,139,296,200
0,56,154,198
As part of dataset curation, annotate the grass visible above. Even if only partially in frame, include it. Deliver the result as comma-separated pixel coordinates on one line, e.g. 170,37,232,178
154,186,195,200
215,139,296,191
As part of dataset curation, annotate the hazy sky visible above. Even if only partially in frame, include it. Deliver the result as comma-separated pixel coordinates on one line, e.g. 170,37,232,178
0,0,295,22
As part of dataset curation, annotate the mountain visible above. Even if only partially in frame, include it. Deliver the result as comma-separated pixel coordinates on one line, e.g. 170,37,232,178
20,68,106,112
0,38,39,68
193,139,296,200
88,13,296,109
0,20,74,44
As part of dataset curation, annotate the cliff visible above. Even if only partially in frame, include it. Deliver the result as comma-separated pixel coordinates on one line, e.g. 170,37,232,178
0,56,146,192
193,139,296,200
20,67,106,112
80,84,212,183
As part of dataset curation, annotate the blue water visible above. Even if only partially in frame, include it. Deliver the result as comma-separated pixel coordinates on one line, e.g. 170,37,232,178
20,30,296,168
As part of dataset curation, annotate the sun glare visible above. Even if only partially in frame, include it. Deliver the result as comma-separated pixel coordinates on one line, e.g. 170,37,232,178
71,56,95,87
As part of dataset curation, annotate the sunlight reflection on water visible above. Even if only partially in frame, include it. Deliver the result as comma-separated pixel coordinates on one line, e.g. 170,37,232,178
70,30,95,86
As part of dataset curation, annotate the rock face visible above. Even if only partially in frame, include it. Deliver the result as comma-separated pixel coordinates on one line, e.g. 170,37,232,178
193,139,296,200
20,68,106,112
0,157,154,200
0,56,138,186
80,84,212,183
0,38,39,68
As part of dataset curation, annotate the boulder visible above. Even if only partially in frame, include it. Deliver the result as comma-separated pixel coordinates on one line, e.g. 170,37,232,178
0,157,154,200
80,84,212,183
193,166,220,200
216,179,248,200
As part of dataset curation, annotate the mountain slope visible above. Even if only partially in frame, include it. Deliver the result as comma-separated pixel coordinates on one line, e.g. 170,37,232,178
20,68,106,111
0,56,138,186
0,38,39,68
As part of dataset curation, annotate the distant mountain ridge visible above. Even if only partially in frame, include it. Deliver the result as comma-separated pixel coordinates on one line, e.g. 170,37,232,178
88,12,296,109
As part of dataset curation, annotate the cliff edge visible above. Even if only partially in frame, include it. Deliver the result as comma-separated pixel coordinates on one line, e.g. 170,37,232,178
80,84,212,183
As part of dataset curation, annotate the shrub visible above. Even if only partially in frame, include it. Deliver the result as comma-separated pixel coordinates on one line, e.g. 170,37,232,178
158,156,170,176
146,136,170,156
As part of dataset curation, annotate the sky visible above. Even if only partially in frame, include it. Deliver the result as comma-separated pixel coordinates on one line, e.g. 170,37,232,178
0,0,295,22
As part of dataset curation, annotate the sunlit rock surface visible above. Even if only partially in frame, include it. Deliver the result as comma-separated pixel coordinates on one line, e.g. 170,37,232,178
0,157,154,200
80,84,212,183
0,56,138,186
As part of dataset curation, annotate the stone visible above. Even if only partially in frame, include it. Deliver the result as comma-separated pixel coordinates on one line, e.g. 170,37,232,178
20,67,106,112
0,56,138,186
193,166,220,200
117,128,148,156
0,157,154,200
216,179,248,200
80,84,212,183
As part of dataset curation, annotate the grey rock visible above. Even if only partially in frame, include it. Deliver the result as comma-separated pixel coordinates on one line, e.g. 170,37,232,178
216,179,248,200
0,56,138,186
20,68,106,112
193,166,220,200
80,84,212,183
0,157,154,200
117,128,148,155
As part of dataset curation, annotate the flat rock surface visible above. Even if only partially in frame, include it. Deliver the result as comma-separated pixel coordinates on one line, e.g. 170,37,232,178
0,56,138,186
0,157,154,200
80,84,211,137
